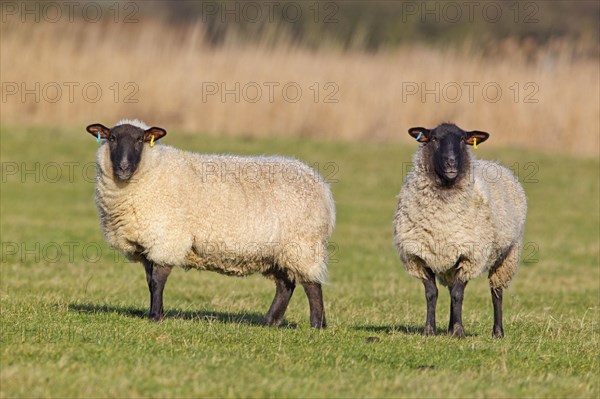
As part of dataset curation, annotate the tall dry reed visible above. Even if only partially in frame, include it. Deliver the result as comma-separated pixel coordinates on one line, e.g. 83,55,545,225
1,19,598,156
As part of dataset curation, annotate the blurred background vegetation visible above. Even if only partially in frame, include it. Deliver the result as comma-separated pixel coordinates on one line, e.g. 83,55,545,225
149,0,598,54
1,1,598,155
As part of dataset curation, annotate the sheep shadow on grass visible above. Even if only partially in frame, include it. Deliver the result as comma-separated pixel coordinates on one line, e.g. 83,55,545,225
67,303,298,328
354,324,477,337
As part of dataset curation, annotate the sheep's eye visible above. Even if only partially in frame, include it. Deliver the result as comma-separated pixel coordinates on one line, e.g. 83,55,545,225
109,136,115,142
137,137,143,143
430,137,437,142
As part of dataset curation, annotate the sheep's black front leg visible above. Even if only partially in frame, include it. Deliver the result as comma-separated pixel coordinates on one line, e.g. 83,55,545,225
447,287,455,332
264,272,295,327
143,260,154,312
142,259,171,321
302,282,326,328
449,279,467,337
491,287,504,338
422,268,438,336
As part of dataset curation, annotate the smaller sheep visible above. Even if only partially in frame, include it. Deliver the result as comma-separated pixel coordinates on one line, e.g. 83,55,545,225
393,123,527,338
86,120,335,328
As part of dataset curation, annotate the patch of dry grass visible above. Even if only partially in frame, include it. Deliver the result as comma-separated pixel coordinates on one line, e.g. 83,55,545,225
1,18,598,155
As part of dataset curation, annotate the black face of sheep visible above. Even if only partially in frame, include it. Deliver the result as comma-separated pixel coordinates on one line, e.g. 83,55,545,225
409,124,489,187
86,123,167,181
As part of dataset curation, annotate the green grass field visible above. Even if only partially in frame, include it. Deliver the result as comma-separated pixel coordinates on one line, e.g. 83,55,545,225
1,126,598,398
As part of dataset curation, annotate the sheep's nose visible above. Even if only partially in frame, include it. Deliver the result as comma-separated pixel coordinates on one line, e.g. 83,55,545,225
445,157,457,167
119,161,130,171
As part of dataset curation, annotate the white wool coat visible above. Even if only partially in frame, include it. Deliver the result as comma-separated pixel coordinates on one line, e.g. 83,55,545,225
94,140,335,284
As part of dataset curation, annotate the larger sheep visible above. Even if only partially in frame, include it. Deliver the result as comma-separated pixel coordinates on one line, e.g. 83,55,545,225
393,123,527,338
86,119,335,328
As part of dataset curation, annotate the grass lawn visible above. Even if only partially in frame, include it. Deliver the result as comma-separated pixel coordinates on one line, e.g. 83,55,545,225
1,126,598,398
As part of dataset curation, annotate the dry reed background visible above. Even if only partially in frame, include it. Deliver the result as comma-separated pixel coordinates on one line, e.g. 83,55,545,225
1,13,598,156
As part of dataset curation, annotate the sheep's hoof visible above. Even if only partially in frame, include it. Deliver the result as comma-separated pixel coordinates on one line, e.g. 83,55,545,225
263,318,282,327
492,326,504,339
310,321,327,329
149,313,163,322
424,325,436,336
449,324,465,338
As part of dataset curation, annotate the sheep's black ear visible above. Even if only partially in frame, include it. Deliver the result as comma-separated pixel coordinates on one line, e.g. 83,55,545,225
86,123,110,139
408,127,430,143
144,127,167,142
465,130,490,146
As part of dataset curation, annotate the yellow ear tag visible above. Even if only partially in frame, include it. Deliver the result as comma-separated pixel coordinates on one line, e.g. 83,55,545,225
473,137,477,149
150,135,155,147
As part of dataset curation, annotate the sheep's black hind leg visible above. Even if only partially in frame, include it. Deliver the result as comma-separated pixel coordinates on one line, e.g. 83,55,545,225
491,288,504,338
449,280,467,338
422,268,438,336
447,287,455,332
264,272,295,327
302,282,326,328
143,259,171,321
